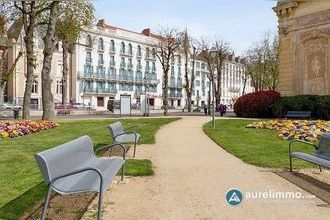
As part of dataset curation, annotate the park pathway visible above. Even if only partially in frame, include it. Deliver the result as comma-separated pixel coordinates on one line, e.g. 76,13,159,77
85,116,329,220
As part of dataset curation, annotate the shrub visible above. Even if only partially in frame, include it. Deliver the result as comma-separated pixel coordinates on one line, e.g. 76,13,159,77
234,90,281,118
282,95,330,120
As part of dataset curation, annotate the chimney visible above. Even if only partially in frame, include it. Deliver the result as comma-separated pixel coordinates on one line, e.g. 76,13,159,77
142,28,151,36
97,19,105,27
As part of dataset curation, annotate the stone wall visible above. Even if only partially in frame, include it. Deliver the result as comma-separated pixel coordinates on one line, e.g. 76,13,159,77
273,0,330,96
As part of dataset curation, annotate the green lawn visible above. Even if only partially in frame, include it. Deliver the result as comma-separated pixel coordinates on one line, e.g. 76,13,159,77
203,119,318,169
0,117,179,219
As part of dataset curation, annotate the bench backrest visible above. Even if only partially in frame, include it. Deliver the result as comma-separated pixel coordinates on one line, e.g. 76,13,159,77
108,121,124,137
316,133,330,157
34,135,95,184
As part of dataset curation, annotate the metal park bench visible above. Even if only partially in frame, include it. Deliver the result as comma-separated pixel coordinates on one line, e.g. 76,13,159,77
286,110,311,119
289,133,330,172
34,135,126,220
108,121,141,157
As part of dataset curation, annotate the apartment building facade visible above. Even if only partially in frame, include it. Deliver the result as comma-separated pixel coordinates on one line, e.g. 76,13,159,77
6,19,254,110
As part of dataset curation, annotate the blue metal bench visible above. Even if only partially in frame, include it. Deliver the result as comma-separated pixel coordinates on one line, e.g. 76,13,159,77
35,135,126,220
289,133,330,172
286,111,311,118
108,121,140,157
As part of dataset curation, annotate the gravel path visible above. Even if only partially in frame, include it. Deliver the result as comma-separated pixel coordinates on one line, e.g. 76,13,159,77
84,117,329,220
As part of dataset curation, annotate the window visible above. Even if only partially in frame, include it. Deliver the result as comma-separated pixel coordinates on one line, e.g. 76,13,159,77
152,48,156,59
86,35,92,48
152,62,156,72
171,55,175,63
56,81,63,94
178,67,181,77
86,52,92,63
201,63,205,69
110,55,115,66
146,47,150,58
137,59,141,69
195,80,200,86
120,42,125,54
120,57,125,67
98,38,104,51
197,90,200,97
171,66,175,77
110,40,115,52
196,62,200,68
196,71,200,77
128,43,133,55
137,45,141,57
146,61,150,70
178,55,181,64
32,81,38,93
98,54,104,65
202,90,205,96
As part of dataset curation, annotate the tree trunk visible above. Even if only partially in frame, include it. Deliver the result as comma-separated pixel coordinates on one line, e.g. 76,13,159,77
22,2,36,119
207,83,211,115
163,69,169,116
41,2,59,120
184,53,191,112
62,42,69,107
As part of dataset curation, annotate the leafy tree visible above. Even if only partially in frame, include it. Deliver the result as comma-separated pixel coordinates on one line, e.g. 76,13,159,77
55,0,94,107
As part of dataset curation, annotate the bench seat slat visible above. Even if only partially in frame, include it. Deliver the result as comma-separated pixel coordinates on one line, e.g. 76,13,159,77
291,152,330,168
52,157,124,195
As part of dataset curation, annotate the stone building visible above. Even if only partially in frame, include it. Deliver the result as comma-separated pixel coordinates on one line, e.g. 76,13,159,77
273,0,330,96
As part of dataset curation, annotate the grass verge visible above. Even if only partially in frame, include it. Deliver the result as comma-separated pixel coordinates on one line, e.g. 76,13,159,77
203,119,318,169
0,117,178,219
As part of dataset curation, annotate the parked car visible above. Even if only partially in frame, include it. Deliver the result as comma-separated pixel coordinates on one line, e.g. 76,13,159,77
0,103,22,110
71,103,95,110
54,103,78,110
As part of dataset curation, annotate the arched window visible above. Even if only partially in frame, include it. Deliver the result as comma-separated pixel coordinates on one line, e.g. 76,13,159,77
146,47,150,58
121,42,125,54
32,81,38,94
152,48,156,59
128,43,133,55
110,40,115,52
137,45,141,57
98,38,104,51
86,35,92,48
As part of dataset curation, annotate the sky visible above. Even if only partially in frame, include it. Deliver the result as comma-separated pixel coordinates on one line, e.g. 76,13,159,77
94,0,278,54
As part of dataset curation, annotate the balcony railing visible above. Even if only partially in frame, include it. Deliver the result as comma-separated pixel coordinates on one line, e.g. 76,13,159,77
135,75,143,82
110,61,115,67
120,63,126,69
110,47,115,54
98,59,104,65
86,57,92,64
135,89,143,95
145,66,150,72
145,73,157,81
136,64,142,70
83,65,94,78
127,63,133,69
119,74,134,81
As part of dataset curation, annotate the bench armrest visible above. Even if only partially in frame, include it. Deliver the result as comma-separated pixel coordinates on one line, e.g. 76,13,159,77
289,139,317,155
125,125,141,134
50,167,103,189
113,132,138,142
95,143,126,160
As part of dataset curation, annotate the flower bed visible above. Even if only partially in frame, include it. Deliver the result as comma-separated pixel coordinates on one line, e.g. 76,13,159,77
0,120,59,138
247,120,330,142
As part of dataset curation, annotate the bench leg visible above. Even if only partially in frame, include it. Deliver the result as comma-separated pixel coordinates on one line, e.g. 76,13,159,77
289,155,293,172
121,163,125,181
41,185,52,220
97,191,103,220
319,165,322,172
133,141,137,158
